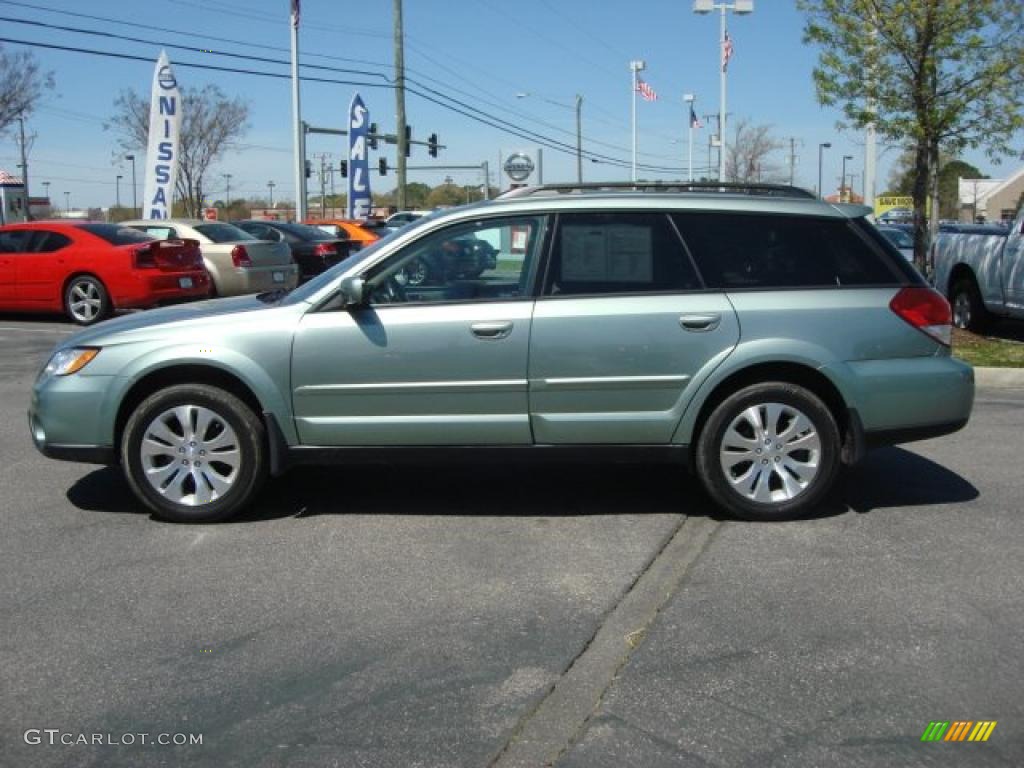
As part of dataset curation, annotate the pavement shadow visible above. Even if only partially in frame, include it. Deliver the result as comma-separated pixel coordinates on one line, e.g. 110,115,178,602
831,445,979,514
986,317,1024,343
65,447,977,523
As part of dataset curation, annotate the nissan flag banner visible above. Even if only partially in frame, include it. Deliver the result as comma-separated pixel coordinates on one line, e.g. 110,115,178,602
347,93,372,220
142,50,181,219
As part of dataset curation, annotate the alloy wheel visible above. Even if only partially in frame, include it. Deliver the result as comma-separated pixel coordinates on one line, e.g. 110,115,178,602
719,402,822,504
952,291,971,330
68,280,102,323
139,404,242,506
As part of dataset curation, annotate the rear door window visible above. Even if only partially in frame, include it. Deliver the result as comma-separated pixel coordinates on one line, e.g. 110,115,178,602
544,212,702,296
672,213,902,288
31,231,73,252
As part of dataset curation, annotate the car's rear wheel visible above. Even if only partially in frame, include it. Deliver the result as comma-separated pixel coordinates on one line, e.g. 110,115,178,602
696,382,840,521
64,275,111,325
950,277,990,333
121,384,266,523
399,257,430,286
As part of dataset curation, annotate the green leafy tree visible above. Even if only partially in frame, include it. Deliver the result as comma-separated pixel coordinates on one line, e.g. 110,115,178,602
425,182,465,208
800,0,1024,268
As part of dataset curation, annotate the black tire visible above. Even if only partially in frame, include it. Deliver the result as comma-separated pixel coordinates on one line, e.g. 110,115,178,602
400,257,430,286
64,275,111,325
120,384,267,523
950,277,990,333
696,382,841,522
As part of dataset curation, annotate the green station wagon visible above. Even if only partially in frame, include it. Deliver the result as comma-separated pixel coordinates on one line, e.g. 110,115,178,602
29,183,974,523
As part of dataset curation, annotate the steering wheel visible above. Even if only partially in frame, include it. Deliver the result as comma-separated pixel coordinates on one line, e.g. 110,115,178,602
375,274,408,304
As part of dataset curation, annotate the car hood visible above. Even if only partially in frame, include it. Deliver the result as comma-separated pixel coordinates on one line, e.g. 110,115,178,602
61,294,292,350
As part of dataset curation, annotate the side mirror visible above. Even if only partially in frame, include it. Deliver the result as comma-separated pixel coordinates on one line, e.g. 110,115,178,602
339,276,366,307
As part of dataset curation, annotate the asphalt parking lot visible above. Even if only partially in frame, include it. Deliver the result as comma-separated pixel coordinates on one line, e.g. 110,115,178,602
1,315,1021,768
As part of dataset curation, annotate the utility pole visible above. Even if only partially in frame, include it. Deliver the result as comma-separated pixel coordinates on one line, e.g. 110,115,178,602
223,173,232,211
785,137,801,186
267,180,275,208
17,115,30,216
394,0,408,210
629,60,645,182
116,174,122,208
575,93,583,183
318,154,328,218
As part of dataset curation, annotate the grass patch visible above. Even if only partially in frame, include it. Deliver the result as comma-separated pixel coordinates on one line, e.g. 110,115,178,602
952,328,1024,368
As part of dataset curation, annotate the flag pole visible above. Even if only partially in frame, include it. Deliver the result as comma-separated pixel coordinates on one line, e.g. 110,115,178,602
629,60,645,182
719,7,727,182
290,1,306,221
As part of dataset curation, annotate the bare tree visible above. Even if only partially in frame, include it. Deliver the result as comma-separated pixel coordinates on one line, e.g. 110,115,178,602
0,45,54,132
725,119,784,183
107,85,250,217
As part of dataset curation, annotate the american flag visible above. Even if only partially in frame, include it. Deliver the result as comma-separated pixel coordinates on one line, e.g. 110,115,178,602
690,104,703,129
636,78,658,102
722,30,734,72
291,0,300,28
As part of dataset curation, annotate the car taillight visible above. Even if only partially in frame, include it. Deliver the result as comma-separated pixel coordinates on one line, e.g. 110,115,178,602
132,245,157,269
231,245,252,268
313,243,336,257
889,286,952,346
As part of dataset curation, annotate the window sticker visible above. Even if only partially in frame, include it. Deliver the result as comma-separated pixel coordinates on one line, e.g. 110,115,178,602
561,225,653,282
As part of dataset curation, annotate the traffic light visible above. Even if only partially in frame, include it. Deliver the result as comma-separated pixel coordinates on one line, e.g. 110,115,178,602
304,159,312,179
428,133,438,158
339,160,348,178
368,122,378,150
378,157,387,176
404,125,412,157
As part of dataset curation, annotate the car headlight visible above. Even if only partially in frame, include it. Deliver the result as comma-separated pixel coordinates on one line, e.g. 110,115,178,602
42,347,101,377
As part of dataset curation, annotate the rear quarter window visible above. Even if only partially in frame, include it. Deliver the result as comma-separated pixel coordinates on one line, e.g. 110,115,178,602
672,213,905,289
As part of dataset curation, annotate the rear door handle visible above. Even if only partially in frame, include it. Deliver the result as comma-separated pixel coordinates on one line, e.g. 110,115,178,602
470,321,513,339
679,313,722,332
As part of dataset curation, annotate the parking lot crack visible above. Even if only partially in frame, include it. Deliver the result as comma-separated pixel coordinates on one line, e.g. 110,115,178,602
488,514,720,768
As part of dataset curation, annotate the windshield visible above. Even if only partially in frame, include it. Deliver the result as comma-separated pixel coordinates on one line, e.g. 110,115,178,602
282,242,380,304
880,228,912,248
194,223,260,243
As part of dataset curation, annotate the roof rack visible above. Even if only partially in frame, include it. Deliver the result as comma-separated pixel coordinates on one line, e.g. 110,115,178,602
497,181,817,200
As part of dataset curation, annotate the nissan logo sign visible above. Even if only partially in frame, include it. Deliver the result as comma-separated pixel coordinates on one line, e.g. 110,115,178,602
503,153,535,182
158,65,177,90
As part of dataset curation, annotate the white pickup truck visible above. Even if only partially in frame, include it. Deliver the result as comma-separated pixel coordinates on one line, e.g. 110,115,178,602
931,208,1024,331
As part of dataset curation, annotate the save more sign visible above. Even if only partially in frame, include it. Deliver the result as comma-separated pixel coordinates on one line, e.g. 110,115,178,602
142,50,181,219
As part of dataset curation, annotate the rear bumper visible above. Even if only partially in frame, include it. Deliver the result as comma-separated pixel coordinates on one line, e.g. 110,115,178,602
217,264,299,296
114,270,212,309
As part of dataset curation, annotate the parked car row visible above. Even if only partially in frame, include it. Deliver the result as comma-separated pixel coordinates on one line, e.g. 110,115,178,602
0,212,423,324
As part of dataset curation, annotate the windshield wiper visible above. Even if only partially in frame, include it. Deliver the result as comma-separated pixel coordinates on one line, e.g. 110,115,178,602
256,288,291,303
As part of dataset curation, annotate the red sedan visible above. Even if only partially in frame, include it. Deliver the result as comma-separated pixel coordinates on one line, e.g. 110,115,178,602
0,221,211,325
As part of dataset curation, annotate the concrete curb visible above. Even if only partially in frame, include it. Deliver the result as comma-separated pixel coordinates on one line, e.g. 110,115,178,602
974,366,1024,389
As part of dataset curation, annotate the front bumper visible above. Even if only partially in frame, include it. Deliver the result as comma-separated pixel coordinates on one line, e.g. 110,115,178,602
29,374,117,465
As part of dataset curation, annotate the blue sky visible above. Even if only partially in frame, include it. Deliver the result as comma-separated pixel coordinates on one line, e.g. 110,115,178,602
0,0,1019,210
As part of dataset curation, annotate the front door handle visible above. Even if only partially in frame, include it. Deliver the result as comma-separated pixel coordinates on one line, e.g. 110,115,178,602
679,313,722,332
470,321,513,340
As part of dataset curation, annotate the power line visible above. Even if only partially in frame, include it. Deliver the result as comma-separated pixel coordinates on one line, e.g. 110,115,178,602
1,34,685,174
3,0,685,165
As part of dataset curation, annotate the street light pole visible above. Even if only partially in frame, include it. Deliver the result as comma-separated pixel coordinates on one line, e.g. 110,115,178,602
125,154,137,215
693,1,753,183
116,174,122,208
267,181,275,208
841,154,853,202
223,173,232,211
817,142,831,199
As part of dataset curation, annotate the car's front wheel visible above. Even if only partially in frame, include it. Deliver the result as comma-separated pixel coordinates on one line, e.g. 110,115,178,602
120,384,267,523
696,382,840,521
